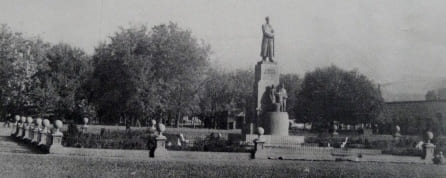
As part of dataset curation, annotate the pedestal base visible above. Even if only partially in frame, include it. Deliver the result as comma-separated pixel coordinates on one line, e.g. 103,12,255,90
252,139,267,159
263,112,289,136
423,143,435,163
155,136,169,159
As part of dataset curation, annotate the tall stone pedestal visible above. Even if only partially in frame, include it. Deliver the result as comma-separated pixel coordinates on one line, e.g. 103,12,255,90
49,132,64,154
244,61,279,135
155,136,169,158
254,61,279,111
252,139,267,159
423,143,435,163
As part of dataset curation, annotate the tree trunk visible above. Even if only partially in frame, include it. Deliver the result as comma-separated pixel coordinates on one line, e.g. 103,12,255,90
166,112,172,126
175,112,181,128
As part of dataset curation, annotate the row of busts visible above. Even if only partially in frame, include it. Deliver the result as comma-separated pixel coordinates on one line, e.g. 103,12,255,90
13,115,63,135
147,119,166,137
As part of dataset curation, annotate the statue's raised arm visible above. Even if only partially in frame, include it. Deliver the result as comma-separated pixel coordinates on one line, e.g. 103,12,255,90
262,24,274,38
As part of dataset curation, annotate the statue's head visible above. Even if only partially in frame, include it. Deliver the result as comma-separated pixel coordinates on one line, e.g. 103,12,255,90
265,16,270,23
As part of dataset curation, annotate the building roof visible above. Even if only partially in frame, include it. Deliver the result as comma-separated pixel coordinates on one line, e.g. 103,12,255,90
385,99,446,105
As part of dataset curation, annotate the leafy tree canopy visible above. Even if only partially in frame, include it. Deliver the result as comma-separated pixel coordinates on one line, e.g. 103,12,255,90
296,65,384,126
90,23,211,125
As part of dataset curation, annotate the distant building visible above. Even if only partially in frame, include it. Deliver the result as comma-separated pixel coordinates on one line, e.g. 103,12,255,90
379,100,446,135
204,110,245,130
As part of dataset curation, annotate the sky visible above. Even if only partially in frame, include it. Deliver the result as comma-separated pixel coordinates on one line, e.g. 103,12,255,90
1,0,446,99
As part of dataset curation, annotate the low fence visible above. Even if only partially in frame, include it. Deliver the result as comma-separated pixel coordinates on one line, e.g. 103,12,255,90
252,138,437,164
9,119,251,160
7,119,439,164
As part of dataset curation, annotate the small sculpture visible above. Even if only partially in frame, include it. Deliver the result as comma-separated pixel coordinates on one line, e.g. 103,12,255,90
257,127,264,135
35,118,42,131
425,131,434,144
157,123,166,137
275,84,288,112
340,137,349,148
35,118,42,127
83,117,89,125
27,117,33,126
434,151,445,165
54,120,63,135
151,120,157,127
257,127,265,142
148,120,157,134
42,119,50,133
269,85,276,107
12,115,20,134
20,116,26,125
393,125,401,137
332,124,339,136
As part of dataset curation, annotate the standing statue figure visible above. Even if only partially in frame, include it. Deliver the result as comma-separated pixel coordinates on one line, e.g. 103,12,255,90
269,85,276,107
267,84,287,112
261,16,274,62
275,84,288,112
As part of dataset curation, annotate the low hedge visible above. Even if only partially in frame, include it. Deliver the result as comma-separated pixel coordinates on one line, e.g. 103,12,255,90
382,147,423,157
62,125,251,152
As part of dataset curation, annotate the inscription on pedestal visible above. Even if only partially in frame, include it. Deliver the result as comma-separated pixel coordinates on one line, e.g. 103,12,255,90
263,68,277,80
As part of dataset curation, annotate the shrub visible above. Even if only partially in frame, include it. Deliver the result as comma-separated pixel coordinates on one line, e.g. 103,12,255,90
63,128,252,152
382,147,423,157
63,123,82,147
62,129,151,150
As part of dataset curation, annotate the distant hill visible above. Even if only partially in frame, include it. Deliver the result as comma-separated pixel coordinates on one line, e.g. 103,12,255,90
380,76,446,102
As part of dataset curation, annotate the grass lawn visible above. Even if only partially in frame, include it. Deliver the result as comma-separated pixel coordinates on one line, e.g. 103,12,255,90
0,152,445,178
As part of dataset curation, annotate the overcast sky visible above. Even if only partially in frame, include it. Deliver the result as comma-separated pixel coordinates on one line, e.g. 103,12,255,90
1,0,446,87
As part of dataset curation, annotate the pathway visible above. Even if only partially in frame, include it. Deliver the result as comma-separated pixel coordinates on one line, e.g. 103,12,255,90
0,124,38,154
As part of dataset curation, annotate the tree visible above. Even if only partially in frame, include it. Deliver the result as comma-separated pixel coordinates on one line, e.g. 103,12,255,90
425,88,446,101
437,88,446,100
90,26,158,124
0,25,93,122
149,23,210,127
425,90,438,101
295,65,384,128
197,68,234,128
232,69,255,110
32,43,94,121
197,68,254,128
279,73,301,121
0,24,50,116
90,23,210,126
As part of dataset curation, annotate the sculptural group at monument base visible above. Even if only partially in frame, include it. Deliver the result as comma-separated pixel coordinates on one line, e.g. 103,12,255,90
268,84,287,112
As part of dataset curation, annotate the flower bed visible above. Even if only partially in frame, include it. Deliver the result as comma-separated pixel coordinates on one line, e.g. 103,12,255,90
62,124,251,152
304,134,446,156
